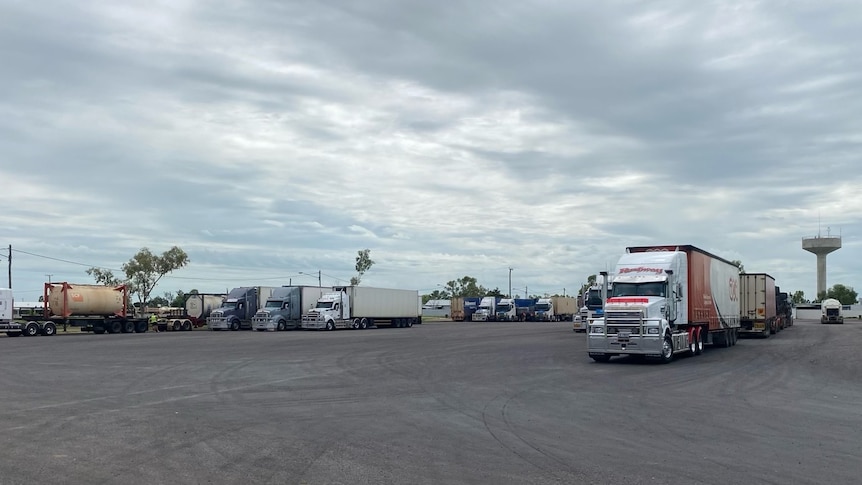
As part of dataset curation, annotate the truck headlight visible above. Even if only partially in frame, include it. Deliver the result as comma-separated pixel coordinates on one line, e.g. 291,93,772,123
590,326,604,334
647,327,660,335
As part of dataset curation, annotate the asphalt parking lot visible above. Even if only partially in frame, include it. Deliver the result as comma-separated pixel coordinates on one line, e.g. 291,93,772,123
1,319,859,484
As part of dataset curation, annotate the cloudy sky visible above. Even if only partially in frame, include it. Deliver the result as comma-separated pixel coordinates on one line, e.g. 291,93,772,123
3,0,861,302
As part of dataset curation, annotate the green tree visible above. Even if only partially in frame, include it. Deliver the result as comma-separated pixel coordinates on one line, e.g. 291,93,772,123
350,249,375,285
445,276,487,297
422,289,450,304
790,290,808,304
485,287,504,298
149,296,170,307
826,284,858,305
87,246,190,314
170,290,187,308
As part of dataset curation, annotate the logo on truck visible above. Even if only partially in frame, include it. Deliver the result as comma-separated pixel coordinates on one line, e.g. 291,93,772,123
618,267,665,275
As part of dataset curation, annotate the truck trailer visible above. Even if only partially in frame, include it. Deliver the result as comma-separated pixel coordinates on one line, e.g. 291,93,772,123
207,286,277,331
450,297,481,321
535,296,578,322
5,283,150,336
588,245,741,363
738,273,776,338
301,286,420,330
252,286,326,331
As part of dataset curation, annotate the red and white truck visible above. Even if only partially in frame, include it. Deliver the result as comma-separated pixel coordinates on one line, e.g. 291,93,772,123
587,245,741,363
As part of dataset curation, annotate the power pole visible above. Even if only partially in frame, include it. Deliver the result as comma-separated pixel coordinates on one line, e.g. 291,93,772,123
318,270,321,288
7,245,11,289
508,267,513,298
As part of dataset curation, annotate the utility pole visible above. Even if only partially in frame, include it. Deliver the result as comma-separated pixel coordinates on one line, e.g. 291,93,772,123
7,245,11,289
46,274,53,283
508,267,513,298
318,270,321,288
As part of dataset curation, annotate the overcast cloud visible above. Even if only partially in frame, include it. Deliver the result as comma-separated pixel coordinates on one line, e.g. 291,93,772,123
2,0,861,301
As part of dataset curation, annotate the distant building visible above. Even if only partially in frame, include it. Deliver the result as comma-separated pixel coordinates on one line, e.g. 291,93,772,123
422,299,451,318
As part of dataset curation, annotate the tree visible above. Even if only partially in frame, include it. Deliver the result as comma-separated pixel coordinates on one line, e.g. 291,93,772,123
87,246,190,315
485,287,504,298
86,267,122,286
350,249,375,285
149,296,170,307
731,260,745,274
826,284,858,305
422,289,450,304
444,276,487,297
170,290,187,308
790,290,808,304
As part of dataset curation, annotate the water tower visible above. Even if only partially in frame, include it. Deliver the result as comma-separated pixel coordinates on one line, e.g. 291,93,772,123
802,229,841,298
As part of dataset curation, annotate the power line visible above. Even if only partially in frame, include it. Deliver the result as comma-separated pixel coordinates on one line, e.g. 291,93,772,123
11,248,122,271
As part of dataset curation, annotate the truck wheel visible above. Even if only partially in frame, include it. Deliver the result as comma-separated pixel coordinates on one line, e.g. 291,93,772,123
406,319,413,328
659,336,674,364
24,322,40,337
351,319,360,330
172,321,181,331
230,320,239,331
41,322,57,336
181,321,192,331
276,321,286,331
360,318,369,329
695,329,704,355
325,321,335,331
93,326,106,335
688,331,697,354
591,354,611,363
135,321,148,333
732,329,738,345
108,321,123,334
122,321,135,333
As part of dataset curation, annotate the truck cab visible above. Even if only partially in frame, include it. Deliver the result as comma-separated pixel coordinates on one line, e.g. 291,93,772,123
534,298,555,321
253,290,292,331
821,298,844,324
575,284,611,332
471,297,497,322
495,298,517,321
302,290,350,330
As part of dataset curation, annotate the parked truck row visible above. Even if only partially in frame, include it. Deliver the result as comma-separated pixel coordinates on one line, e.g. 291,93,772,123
443,295,578,323
2,282,420,337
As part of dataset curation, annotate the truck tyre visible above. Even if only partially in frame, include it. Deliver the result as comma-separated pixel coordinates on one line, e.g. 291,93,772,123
732,329,738,345
360,318,369,329
24,323,40,337
325,321,335,331
108,321,122,334
93,326,106,335
276,321,286,331
122,321,135,333
135,321,148,333
694,329,703,355
591,354,611,363
688,331,697,354
181,321,192,331
659,336,674,364
41,322,57,336
171,321,180,331
406,319,413,328
230,320,239,331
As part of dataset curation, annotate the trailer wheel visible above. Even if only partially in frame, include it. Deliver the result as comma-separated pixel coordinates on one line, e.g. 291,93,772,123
134,321,148,333
182,320,192,331
41,322,57,336
172,321,181,332
406,319,413,328
695,328,704,355
590,354,611,363
24,322,40,337
659,336,674,364
107,321,122,334
122,321,135,333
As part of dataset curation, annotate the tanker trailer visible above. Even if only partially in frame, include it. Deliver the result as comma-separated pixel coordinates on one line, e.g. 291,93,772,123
17,282,149,336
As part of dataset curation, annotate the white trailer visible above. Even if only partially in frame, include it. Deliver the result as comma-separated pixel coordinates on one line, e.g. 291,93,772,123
301,286,420,330
821,299,844,324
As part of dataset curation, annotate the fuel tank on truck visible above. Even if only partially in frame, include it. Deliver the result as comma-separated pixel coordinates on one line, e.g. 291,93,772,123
185,294,224,320
47,283,127,317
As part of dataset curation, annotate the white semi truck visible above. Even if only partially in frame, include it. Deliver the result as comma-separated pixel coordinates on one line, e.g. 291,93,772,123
820,298,844,324
588,245,741,364
471,297,498,322
301,286,420,330
0,288,23,336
